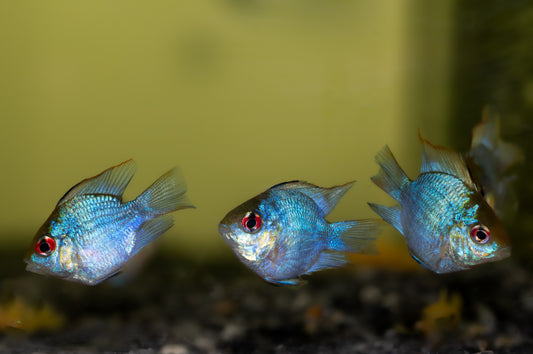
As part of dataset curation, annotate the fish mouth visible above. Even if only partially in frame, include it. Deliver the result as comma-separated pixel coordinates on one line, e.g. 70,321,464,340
25,262,48,276
497,246,512,260
218,224,232,239
25,261,70,279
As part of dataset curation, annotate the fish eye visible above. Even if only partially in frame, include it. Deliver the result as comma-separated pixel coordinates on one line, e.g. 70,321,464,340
470,224,490,244
35,236,56,257
242,211,262,233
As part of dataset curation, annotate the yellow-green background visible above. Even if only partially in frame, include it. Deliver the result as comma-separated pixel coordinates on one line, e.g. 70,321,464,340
0,1,452,260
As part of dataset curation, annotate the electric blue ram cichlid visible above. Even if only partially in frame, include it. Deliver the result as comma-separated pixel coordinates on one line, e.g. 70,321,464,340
218,181,379,286
369,136,511,273
467,107,524,222
25,160,194,285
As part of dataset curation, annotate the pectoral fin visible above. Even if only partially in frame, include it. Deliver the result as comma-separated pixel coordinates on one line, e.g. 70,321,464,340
264,277,303,286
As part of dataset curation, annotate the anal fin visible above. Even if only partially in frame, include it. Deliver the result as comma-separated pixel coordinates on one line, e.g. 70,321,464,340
306,251,347,275
368,203,403,234
132,215,174,256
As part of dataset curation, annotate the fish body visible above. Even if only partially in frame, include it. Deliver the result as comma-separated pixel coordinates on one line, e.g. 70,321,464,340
25,160,193,285
369,137,511,273
467,107,524,221
218,181,378,286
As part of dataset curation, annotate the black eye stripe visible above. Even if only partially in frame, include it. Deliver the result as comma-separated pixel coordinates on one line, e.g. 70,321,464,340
470,224,490,244
242,211,262,232
246,218,256,228
35,235,56,256
39,242,50,253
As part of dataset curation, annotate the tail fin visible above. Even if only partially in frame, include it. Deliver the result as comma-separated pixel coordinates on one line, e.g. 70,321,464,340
135,167,195,217
305,220,379,275
371,145,409,202
330,219,379,254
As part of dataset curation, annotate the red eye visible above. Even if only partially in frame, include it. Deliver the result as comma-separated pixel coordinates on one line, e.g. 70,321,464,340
470,224,490,244
242,211,262,233
35,236,56,256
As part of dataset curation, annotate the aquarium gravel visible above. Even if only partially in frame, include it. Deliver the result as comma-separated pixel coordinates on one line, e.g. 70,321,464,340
0,249,531,354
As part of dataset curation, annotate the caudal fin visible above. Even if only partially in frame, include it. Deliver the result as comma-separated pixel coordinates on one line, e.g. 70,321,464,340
135,167,195,217
371,145,409,202
330,219,380,254
305,220,379,275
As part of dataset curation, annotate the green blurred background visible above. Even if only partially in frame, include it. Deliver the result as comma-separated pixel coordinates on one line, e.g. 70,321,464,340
0,1,529,263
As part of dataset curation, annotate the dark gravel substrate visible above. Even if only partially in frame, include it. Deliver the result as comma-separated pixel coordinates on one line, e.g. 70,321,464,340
0,248,531,354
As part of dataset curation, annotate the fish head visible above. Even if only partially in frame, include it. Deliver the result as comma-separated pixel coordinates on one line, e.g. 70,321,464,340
448,196,511,268
25,215,80,280
218,194,278,265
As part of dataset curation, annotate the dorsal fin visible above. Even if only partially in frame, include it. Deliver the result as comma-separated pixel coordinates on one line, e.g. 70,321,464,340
471,106,500,150
268,180,300,190
471,107,525,171
58,160,137,205
269,180,354,216
418,134,475,189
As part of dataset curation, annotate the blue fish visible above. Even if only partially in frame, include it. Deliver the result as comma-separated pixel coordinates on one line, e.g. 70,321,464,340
218,181,378,286
467,107,524,222
25,160,193,285
369,136,511,273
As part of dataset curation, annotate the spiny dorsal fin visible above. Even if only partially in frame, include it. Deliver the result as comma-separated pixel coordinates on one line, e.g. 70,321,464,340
58,160,137,205
269,180,354,216
268,180,300,190
418,134,475,189
472,106,500,150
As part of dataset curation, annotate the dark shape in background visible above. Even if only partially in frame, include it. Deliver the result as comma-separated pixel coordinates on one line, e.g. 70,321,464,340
450,0,532,266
